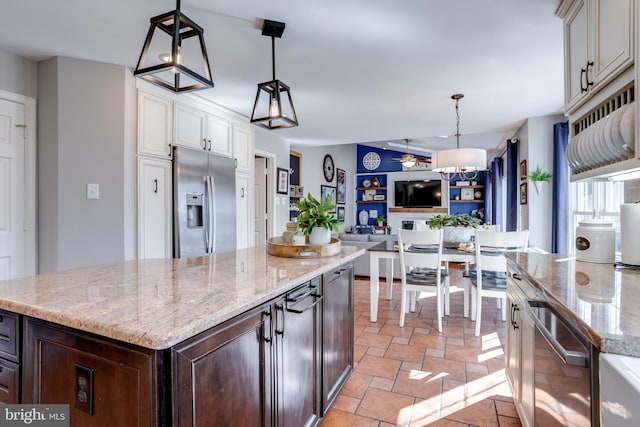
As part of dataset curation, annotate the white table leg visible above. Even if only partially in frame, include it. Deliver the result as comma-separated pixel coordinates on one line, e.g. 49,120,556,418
370,252,380,322
444,261,450,316
385,258,394,300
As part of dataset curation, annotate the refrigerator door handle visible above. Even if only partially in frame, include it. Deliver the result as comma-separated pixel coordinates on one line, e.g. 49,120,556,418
203,176,211,253
207,175,216,253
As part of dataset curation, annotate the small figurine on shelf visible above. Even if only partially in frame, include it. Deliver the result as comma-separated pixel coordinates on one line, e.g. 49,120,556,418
371,176,381,187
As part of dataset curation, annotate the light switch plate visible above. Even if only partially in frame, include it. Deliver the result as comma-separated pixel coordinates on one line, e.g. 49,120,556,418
87,183,99,200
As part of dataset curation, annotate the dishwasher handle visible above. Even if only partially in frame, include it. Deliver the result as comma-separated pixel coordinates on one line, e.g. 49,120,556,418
528,301,589,367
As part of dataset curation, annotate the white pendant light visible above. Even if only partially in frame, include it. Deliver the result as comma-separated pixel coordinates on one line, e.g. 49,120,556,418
432,94,487,180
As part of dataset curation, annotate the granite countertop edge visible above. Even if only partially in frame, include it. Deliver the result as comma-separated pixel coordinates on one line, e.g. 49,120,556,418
0,246,365,350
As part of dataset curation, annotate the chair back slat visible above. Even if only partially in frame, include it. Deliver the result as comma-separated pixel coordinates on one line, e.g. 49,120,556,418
474,230,529,272
398,229,443,271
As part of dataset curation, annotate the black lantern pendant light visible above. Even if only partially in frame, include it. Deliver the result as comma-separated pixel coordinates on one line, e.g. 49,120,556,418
250,19,299,129
134,0,213,93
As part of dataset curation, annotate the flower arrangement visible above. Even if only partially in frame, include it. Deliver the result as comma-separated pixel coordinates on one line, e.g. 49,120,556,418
296,193,340,235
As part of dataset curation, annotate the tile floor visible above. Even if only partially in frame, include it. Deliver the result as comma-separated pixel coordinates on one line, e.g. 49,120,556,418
321,266,522,427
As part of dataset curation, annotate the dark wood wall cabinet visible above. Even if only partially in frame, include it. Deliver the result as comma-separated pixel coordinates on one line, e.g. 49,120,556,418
14,262,354,427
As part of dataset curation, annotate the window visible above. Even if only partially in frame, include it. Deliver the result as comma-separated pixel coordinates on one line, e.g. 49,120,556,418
571,181,624,253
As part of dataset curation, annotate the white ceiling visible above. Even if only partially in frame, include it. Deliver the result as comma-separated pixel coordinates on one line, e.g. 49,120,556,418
0,0,565,155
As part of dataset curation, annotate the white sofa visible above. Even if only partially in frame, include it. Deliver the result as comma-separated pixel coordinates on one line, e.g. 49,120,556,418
338,234,401,279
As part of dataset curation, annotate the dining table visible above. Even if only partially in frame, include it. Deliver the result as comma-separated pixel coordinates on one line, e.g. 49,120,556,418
368,239,476,322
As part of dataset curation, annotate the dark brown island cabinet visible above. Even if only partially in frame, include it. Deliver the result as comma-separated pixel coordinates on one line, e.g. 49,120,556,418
6,262,354,427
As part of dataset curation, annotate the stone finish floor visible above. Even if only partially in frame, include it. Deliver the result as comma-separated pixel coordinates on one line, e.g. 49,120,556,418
321,267,522,427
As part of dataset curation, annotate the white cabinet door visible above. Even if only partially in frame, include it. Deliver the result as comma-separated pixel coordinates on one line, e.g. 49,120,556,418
207,113,233,157
505,290,521,402
138,157,172,259
564,0,589,111
233,124,253,173
174,102,206,150
591,0,633,86
562,0,634,113
519,311,535,427
236,173,252,249
137,90,172,158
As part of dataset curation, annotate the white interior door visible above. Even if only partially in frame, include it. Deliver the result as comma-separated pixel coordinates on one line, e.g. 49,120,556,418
0,98,26,280
254,157,268,245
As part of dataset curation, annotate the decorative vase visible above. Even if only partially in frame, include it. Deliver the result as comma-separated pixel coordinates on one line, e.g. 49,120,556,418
443,226,474,243
309,227,331,245
533,181,543,195
359,210,369,225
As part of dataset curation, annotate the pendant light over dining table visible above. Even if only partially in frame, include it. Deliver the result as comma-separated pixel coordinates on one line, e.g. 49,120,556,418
133,0,214,93
250,19,299,129
432,94,487,180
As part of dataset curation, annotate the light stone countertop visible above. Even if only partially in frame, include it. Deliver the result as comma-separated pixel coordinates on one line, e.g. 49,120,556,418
0,244,365,350
507,252,640,357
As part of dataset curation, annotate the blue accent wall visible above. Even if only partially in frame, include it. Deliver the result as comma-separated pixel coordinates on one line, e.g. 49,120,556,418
356,144,430,173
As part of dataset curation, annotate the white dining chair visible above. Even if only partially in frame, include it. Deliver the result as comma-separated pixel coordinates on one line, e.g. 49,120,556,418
468,229,529,337
397,229,448,332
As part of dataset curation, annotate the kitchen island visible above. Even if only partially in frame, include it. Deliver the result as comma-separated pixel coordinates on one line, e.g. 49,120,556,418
0,244,364,426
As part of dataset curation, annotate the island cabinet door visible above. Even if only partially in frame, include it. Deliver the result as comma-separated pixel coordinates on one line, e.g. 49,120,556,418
22,318,157,426
273,278,323,427
172,303,273,427
322,263,354,412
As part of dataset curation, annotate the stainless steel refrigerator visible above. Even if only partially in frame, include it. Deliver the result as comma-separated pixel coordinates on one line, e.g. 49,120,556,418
173,146,237,257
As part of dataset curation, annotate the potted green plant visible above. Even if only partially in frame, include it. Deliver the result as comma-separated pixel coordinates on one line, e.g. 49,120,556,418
528,165,552,194
296,193,341,245
429,213,482,242
376,215,386,226
469,176,479,186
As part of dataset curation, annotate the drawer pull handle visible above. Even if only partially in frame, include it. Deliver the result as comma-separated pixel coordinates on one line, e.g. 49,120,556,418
0,335,10,343
0,384,8,394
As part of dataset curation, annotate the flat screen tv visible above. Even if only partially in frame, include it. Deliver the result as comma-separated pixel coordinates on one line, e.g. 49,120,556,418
394,180,442,208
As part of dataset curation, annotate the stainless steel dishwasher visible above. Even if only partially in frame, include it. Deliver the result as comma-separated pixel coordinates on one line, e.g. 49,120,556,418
528,300,599,427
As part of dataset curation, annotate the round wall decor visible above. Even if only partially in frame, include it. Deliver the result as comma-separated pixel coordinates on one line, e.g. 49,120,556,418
323,154,335,181
362,151,381,170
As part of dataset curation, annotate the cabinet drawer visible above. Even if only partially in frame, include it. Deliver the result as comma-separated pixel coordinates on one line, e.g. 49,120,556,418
0,358,19,403
0,310,19,361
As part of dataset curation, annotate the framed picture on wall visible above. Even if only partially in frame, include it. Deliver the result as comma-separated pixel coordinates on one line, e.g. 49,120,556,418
520,182,528,204
277,167,289,194
336,168,346,204
337,206,345,222
520,160,527,180
321,185,337,212
461,188,474,200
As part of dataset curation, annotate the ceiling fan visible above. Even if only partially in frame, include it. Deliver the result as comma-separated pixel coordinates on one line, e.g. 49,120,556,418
391,139,431,167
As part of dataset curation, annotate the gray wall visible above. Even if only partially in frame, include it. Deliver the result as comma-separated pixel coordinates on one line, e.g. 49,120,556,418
38,57,136,272
292,144,357,234
254,128,291,238
0,49,37,98
516,114,565,251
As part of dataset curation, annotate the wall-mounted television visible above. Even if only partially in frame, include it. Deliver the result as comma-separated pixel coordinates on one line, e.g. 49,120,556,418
394,180,442,207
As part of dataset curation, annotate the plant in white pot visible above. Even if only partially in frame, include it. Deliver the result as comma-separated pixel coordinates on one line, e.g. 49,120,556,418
429,213,482,242
376,215,386,227
528,165,552,195
296,193,341,245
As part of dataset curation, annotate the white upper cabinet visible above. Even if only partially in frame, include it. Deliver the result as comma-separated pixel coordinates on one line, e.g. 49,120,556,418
137,89,173,159
233,124,253,173
174,102,207,150
560,0,634,113
207,113,233,157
